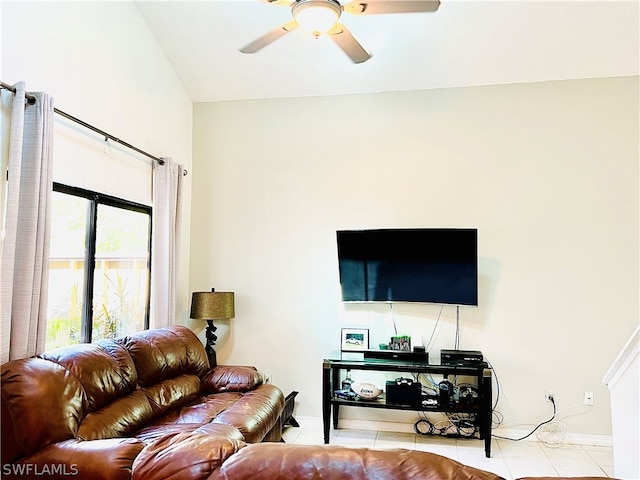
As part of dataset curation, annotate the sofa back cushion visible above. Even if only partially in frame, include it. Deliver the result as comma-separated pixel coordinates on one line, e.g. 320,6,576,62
118,325,209,387
1,357,85,460
118,326,209,418
39,340,137,412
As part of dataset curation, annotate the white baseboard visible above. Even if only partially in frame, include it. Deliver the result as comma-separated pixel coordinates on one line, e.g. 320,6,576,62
292,416,613,447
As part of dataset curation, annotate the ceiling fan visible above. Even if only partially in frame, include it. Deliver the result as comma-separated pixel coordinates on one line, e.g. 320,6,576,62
239,0,440,64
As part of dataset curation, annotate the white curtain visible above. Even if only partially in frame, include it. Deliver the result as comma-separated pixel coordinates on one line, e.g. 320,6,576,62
0,82,54,363
150,157,184,328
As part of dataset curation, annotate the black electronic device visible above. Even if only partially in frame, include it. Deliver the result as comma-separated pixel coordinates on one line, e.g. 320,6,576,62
438,379,454,406
364,350,428,363
440,349,484,365
336,228,478,305
386,380,422,406
458,386,479,405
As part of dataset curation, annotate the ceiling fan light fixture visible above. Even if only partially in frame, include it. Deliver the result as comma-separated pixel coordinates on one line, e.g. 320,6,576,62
292,0,342,37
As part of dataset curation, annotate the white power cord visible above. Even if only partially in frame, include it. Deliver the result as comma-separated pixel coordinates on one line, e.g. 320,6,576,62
536,420,569,447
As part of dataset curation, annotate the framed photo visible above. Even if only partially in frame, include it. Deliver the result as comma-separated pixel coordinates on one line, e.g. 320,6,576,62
341,328,370,352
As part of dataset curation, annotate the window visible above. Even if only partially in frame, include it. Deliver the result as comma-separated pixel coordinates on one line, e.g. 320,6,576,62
46,183,151,349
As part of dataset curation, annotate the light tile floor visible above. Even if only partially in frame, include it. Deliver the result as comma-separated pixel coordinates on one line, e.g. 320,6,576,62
282,425,615,479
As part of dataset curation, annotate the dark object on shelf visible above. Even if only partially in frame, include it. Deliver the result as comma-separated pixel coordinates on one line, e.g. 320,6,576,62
386,379,422,406
439,379,455,406
282,391,299,429
440,349,484,365
459,385,480,405
364,349,428,363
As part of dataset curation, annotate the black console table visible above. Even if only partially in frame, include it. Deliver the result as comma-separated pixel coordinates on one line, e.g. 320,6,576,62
322,352,493,457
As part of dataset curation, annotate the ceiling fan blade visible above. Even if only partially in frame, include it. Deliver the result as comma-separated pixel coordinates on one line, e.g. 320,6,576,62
327,23,371,64
259,0,294,6
344,0,440,15
239,21,298,54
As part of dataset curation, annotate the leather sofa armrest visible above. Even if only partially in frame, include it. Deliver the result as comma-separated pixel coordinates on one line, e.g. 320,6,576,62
202,365,263,393
2,438,144,480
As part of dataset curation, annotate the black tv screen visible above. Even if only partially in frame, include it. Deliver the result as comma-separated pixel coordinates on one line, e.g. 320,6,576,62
337,228,478,306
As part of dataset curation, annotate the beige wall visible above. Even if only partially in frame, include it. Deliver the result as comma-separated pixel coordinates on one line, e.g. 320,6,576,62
192,77,639,438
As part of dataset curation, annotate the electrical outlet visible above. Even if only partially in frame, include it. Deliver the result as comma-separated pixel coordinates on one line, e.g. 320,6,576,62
545,388,554,402
584,391,594,406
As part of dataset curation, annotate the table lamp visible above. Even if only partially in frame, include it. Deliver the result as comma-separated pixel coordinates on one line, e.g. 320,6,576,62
190,289,235,366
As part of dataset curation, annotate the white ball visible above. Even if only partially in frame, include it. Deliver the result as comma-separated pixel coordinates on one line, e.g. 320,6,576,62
351,379,383,400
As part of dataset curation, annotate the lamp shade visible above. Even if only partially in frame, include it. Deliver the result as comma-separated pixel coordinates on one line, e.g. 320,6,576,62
190,292,235,320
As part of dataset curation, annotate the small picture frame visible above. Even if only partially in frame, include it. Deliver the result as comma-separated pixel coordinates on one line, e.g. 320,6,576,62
341,328,370,352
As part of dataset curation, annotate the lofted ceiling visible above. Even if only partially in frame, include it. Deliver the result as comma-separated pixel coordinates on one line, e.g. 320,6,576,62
134,0,639,103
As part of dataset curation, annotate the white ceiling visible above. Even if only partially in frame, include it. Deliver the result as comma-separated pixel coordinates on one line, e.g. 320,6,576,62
134,0,639,103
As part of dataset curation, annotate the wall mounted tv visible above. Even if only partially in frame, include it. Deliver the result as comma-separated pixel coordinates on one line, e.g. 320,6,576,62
336,228,478,306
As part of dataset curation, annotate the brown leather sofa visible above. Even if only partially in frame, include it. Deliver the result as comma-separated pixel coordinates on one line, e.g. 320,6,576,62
1,325,284,479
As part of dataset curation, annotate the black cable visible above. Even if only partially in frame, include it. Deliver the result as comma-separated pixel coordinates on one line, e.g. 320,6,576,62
492,397,557,441
492,410,504,429
413,418,435,435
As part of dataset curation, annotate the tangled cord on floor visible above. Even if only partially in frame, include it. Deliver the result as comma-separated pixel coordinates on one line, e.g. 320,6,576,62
535,420,569,447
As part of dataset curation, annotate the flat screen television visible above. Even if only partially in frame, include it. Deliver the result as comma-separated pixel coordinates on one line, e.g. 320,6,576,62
336,228,478,306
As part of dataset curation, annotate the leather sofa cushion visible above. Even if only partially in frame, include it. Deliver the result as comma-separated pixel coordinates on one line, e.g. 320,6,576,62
142,392,243,427
207,443,504,480
1,357,85,457
78,390,154,441
119,326,209,387
132,423,245,480
135,423,210,445
202,366,264,393
39,340,137,413
142,373,202,417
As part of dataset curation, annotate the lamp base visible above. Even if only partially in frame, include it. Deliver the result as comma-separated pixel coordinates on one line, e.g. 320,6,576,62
205,319,218,367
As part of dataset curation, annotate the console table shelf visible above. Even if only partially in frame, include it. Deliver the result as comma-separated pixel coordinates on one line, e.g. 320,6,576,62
322,352,493,457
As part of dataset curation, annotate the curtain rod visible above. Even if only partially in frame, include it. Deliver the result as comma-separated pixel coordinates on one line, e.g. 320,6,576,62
1,81,188,175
